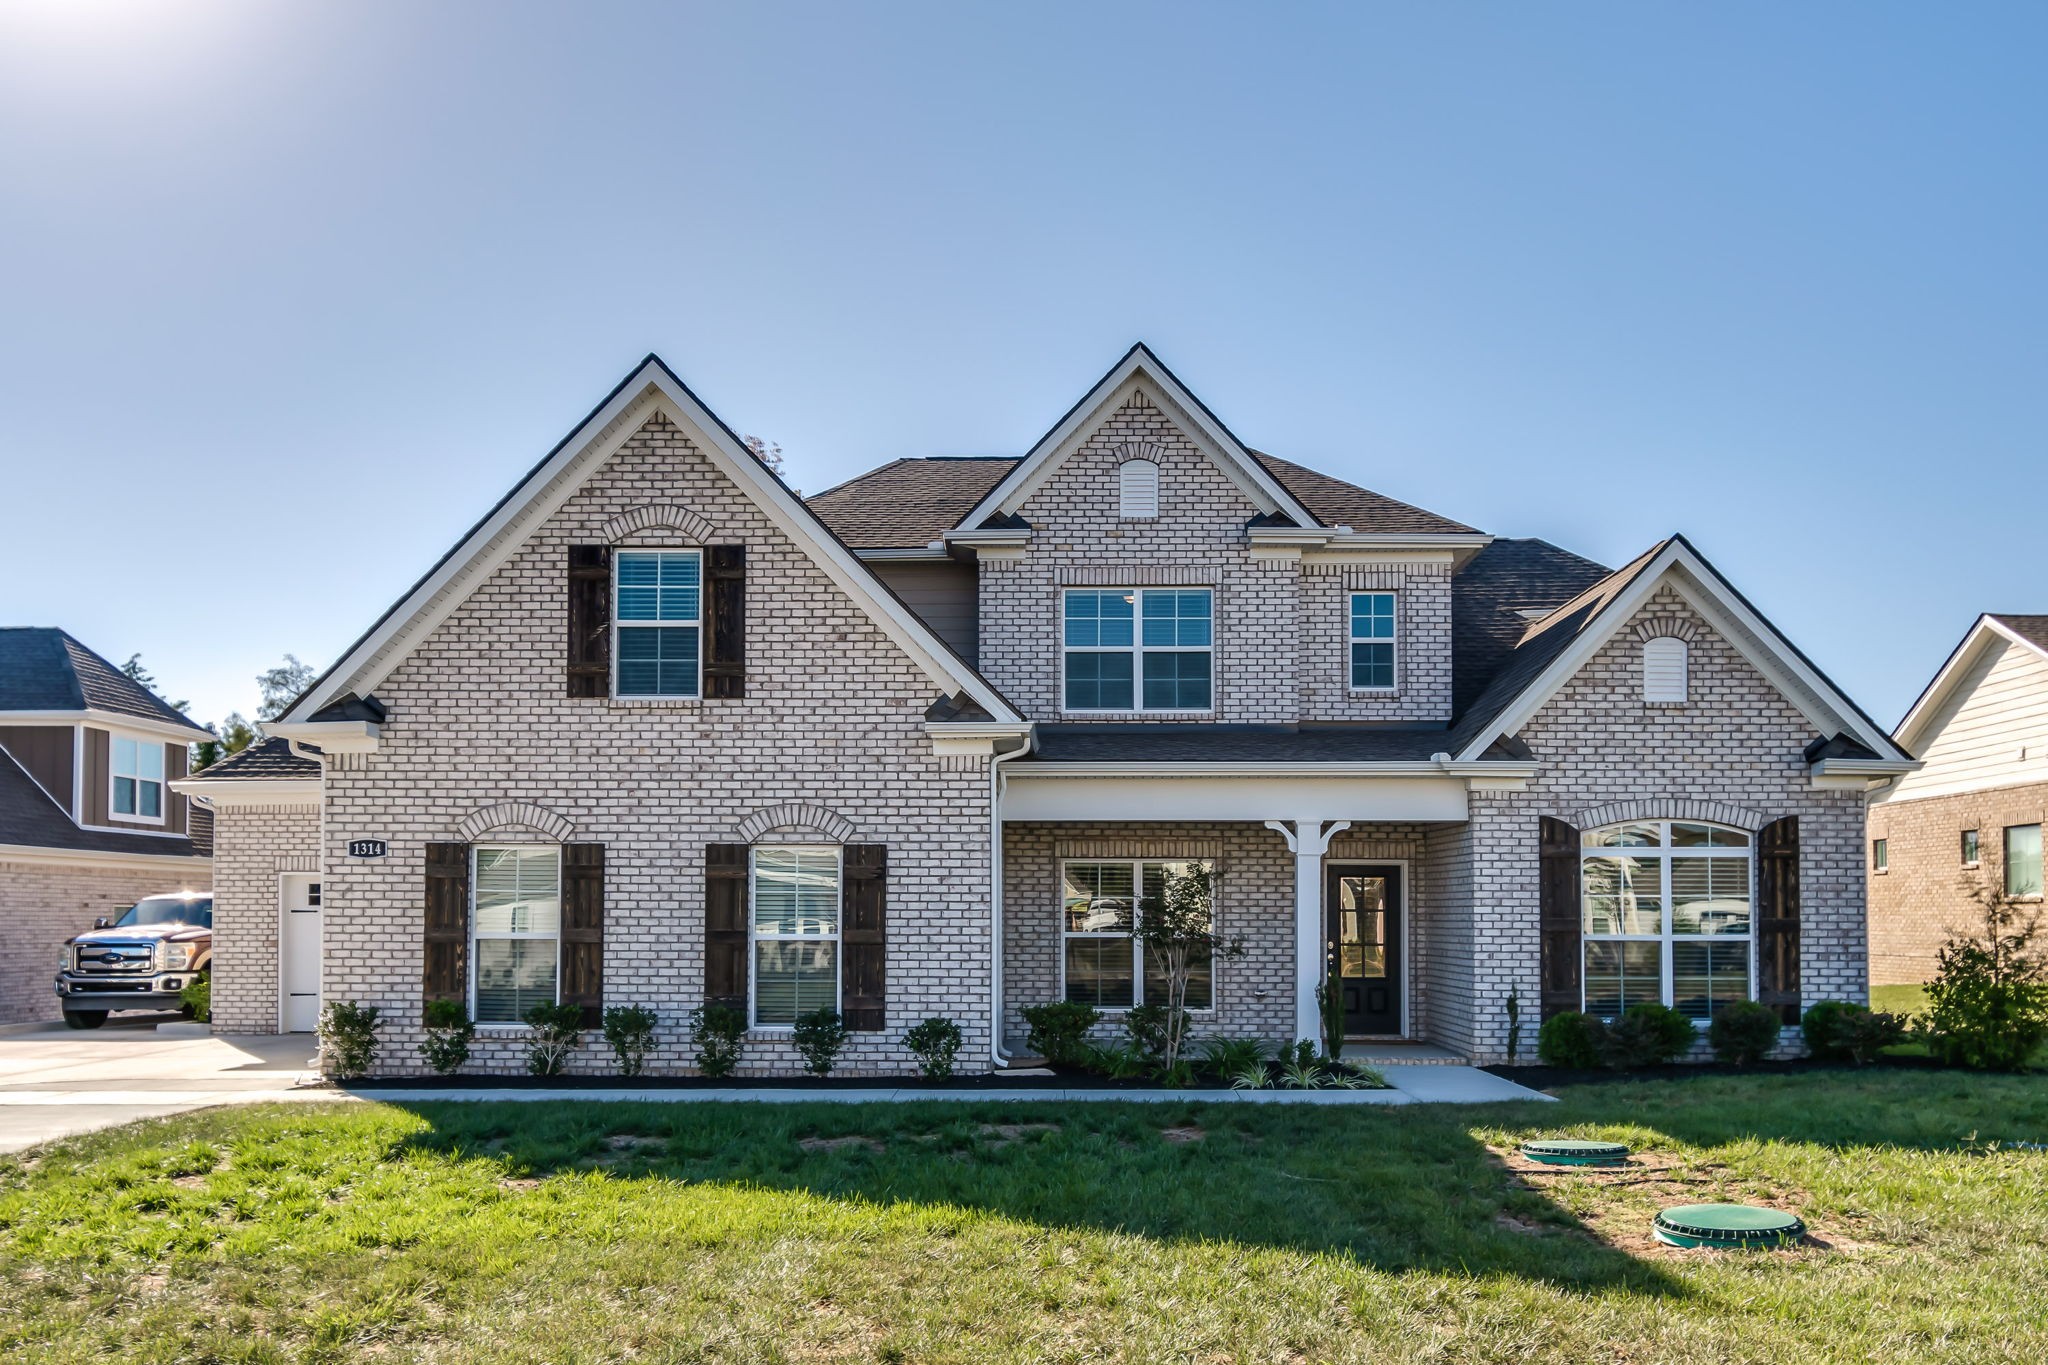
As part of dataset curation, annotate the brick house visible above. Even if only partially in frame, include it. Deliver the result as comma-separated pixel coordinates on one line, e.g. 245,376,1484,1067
176,347,1912,1072
0,629,212,1024
1867,615,2048,985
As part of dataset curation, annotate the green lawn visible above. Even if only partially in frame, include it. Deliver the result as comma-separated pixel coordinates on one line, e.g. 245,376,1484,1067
4,1072,2048,1363
1871,982,1931,1016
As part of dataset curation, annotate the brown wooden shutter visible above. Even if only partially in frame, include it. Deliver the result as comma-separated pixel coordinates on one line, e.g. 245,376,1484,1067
841,844,887,1031
705,843,750,1014
1756,816,1802,1025
567,545,611,697
703,545,746,699
561,843,604,1028
1538,816,1581,1020
424,842,470,1006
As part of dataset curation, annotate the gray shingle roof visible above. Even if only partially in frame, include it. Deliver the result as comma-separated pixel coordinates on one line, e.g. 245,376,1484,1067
1022,724,1456,764
1991,615,2048,653
1246,452,1479,535
185,736,319,781
1451,538,1617,718
0,747,205,859
0,628,208,732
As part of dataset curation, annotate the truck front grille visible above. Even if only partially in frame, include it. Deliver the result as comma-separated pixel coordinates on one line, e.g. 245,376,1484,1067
73,942,155,975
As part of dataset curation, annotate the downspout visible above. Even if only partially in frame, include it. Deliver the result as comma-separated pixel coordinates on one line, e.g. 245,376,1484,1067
988,738,1030,1068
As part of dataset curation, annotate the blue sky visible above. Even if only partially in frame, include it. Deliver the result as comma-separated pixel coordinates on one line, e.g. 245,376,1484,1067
1,2,2041,731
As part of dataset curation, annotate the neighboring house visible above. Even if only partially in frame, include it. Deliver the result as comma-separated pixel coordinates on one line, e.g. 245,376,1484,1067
1867,615,2048,985
0,629,212,1024
176,346,1913,1069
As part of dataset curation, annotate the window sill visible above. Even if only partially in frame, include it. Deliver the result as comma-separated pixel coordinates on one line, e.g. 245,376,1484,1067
1347,688,1401,699
605,697,705,709
1060,711,1216,720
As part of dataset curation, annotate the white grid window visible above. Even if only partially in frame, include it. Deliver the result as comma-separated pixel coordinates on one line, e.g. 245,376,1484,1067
472,846,561,1024
1062,588,1212,712
751,846,841,1026
1349,593,1396,691
615,550,702,697
1581,821,1753,1023
111,736,165,821
1060,859,1213,1011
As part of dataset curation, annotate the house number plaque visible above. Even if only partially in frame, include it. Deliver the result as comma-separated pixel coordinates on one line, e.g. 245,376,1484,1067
347,839,389,859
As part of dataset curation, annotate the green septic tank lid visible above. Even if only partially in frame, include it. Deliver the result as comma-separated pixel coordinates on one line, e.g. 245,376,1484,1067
1520,1138,1630,1166
1653,1204,1805,1249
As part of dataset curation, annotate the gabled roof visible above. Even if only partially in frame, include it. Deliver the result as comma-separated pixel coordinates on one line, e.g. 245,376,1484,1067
184,736,319,782
1450,537,1620,718
280,356,1024,725
1448,535,1910,765
1893,613,2048,754
1246,452,1478,535
0,628,207,733
0,746,205,859
952,344,1324,532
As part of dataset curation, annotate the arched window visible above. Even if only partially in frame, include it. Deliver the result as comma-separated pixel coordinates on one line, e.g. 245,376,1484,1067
1642,636,1688,702
1580,820,1752,1023
1118,459,1159,519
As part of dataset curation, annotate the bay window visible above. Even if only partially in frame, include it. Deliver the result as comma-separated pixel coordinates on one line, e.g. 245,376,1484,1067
472,846,561,1023
1060,858,1213,1010
1581,821,1753,1022
1062,588,1212,712
752,846,840,1026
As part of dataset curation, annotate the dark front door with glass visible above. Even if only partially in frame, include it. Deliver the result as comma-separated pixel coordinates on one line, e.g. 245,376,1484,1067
1326,865,1402,1036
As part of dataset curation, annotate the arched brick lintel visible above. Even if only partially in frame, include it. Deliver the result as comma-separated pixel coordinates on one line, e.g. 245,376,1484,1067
735,802,859,844
1571,799,1769,833
603,503,717,545
454,802,577,843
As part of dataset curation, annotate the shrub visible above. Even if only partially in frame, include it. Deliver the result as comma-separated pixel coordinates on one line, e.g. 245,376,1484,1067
1802,1000,1909,1064
1920,883,2048,1071
688,1004,746,1078
522,1003,586,1077
793,1008,848,1077
1228,1057,1270,1090
1537,1011,1602,1068
1084,1042,1150,1080
419,998,474,1075
602,1005,658,1077
1800,1000,1862,1060
317,1001,381,1080
1504,990,1523,1064
1601,1003,1697,1069
903,1016,964,1079
1198,1036,1267,1079
1708,1000,1783,1065
1022,1001,1100,1068
179,974,211,1024
1124,1003,1189,1060
1316,978,1345,1060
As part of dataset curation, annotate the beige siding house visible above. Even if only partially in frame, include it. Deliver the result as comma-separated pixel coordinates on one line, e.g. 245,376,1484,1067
177,347,1912,1073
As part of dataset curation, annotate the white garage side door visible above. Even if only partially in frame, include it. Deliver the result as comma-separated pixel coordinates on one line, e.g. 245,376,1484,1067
281,874,323,1033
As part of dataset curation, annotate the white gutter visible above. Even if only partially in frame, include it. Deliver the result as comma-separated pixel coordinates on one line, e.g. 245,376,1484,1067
987,737,1032,1068
0,842,212,872
1004,759,1540,780
265,720,381,755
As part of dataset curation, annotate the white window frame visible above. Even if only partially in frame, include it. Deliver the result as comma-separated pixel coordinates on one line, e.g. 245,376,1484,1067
612,547,705,700
1347,592,1398,694
1962,828,1980,868
747,843,843,1031
2004,824,2043,899
109,733,166,825
1579,821,1754,1025
1057,857,1217,1013
1872,838,1888,873
1061,587,1214,715
468,844,562,1028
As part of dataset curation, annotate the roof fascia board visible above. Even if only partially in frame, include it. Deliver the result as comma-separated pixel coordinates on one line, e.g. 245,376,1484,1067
1007,760,1536,780
0,843,213,871
1894,615,2048,753
954,347,1319,531
3,709,209,742
1454,542,1906,763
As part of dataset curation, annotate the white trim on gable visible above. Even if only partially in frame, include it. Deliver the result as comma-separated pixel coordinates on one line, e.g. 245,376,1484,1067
1452,537,1912,767
952,345,1322,532
279,358,1022,726
1893,614,2048,758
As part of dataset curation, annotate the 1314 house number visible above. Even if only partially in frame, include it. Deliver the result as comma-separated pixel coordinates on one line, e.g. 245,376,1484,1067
347,839,388,858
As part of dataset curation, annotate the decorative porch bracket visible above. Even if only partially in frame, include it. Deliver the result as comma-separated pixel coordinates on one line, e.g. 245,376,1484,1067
1263,819,1352,1046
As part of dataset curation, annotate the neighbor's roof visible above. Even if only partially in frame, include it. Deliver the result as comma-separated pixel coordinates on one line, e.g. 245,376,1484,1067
0,629,207,732
805,451,1476,550
1988,614,2048,654
0,747,205,858
183,736,319,782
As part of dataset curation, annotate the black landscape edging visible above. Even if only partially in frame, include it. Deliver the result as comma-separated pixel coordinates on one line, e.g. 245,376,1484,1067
336,1070,1255,1093
1482,1054,1946,1088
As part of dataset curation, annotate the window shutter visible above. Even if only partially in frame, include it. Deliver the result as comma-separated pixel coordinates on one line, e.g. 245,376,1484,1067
841,844,887,1031
424,842,470,1006
704,545,747,698
566,545,611,698
1642,637,1688,703
1538,817,1580,1020
1757,816,1802,1025
705,843,749,1015
561,843,604,1028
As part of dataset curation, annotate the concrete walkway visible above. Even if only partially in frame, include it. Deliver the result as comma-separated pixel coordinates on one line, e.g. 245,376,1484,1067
0,1027,1550,1153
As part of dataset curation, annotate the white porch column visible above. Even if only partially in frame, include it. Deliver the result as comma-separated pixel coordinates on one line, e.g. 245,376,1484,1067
1264,819,1351,1046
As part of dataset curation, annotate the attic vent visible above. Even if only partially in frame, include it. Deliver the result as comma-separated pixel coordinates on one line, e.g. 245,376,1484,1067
1118,459,1159,519
1643,636,1688,703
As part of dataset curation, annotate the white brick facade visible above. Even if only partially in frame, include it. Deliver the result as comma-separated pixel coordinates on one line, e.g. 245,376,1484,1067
207,804,321,1035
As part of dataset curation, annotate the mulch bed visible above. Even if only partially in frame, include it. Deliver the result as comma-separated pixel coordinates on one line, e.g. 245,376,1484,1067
1484,1055,1941,1089
334,1070,1254,1092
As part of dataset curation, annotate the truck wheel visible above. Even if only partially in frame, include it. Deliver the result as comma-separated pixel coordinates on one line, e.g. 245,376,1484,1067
63,1011,108,1030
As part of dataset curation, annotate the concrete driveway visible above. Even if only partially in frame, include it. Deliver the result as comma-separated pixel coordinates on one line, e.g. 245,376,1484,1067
0,1016,322,1153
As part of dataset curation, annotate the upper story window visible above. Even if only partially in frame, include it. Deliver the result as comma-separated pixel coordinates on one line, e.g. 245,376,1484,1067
2005,825,2043,898
111,736,165,821
615,550,701,697
1349,593,1397,690
1062,588,1212,713
1642,637,1689,702
1118,459,1159,519
472,845,560,1024
1581,820,1753,1022
751,845,841,1027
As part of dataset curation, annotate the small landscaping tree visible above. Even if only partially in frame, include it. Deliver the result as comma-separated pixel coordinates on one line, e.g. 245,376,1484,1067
1708,1000,1782,1065
904,1016,963,1079
523,1003,586,1077
1921,881,2048,1071
1316,978,1345,1060
419,998,474,1075
1128,863,1242,1075
602,1005,658,1077
688,1004,746,1078
317,1001,381,1080
793,1007,848,1077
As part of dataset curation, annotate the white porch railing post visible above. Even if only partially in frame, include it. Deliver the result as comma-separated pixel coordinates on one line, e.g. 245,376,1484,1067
1264,819,1351,1047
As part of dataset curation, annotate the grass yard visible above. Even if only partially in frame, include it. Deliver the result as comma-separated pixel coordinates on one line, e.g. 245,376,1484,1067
1870,982,1931,1016
4,1072,2048,1363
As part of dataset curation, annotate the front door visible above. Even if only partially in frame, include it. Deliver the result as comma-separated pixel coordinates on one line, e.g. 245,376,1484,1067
281,875,323,1033
1325,865,1402,1036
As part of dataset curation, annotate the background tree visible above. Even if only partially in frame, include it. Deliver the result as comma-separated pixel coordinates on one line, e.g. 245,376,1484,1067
118,654,189,714
257,655,317,721
191,713,257,772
